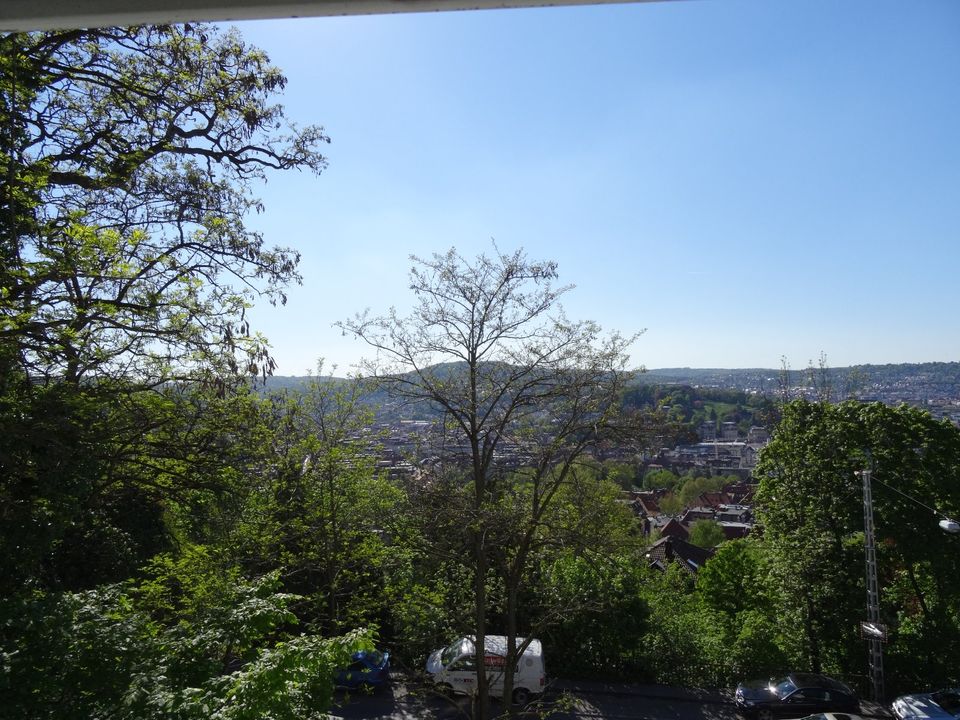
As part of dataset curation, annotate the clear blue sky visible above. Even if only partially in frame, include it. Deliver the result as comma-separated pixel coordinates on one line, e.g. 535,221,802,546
233,0,959,376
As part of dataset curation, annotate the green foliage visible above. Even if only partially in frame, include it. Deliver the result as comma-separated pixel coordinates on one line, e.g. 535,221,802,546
601,460,641,490
0,375,106,591
538,554,649,679
694,540,786,678
696,539,764,619
0,369,274,594
0,586,157,718
216,374,404,633
688,519,725,548
634,565,728,687
658,492,683,516
754,399,960,687
0,23,390,720
2,25,327,385
643,468,680,491
726,609,788,679
1,577,371,720
386,557,476,662
678,475,726,508
198,631,369,720
232,376,404,635
623,383,779,441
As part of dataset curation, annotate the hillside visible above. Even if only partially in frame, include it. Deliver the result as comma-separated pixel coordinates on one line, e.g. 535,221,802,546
267,361,960,406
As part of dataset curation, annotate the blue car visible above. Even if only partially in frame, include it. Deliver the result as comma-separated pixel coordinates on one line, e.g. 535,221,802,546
334,650,390,689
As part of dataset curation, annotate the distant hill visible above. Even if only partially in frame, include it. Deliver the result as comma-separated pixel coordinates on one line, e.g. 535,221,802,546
263,361,960,421
636,362,960,400
269,362,960,393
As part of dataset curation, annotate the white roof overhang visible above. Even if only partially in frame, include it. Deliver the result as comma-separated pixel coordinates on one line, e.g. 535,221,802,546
2,0,679,32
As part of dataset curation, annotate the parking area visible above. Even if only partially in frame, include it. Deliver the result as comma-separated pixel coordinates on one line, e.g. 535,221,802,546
327,675,892,720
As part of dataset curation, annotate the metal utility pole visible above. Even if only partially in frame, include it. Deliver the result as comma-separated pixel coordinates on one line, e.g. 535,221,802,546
859,469,884,704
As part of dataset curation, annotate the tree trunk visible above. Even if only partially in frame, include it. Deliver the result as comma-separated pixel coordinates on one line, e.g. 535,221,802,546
503,582,519,718
473,528,490,720
906,562,931,623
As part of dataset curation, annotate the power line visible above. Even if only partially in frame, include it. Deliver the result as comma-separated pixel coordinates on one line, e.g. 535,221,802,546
869,473,958,529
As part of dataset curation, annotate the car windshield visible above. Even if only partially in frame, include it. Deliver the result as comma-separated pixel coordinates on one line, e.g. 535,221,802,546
774,678,798,698
933,691,960,713
365,650,384,665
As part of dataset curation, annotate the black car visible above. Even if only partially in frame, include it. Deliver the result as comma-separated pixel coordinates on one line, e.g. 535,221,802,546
735,673,860,720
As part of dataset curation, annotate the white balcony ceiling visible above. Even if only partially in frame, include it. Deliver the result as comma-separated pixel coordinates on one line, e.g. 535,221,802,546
1,0,675,32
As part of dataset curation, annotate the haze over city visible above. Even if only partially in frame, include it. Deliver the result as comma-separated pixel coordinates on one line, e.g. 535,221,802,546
235,0,959,376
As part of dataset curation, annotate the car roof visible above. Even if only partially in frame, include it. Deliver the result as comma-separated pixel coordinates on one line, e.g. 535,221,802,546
789,674,853,693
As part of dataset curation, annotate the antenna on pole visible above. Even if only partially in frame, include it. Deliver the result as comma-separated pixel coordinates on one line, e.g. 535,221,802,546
858,468,884,704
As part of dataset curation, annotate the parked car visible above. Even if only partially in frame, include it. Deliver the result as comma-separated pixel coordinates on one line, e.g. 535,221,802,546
892,688,960,720
334,649,390,689
735,673,859,720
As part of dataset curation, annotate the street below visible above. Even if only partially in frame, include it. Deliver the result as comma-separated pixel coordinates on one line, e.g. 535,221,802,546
327,677,891,720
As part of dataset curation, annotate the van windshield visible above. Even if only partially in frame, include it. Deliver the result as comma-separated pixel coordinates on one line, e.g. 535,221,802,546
441,639,469,666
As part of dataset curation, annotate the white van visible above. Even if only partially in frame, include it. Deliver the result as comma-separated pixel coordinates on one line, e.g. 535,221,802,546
425,635,545,705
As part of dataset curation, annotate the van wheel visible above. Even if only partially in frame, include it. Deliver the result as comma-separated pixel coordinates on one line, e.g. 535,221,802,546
512,687,531,706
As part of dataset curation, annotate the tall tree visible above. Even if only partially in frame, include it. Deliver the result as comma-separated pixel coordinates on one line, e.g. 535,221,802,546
0,22,329,587
0,27,377,719
1,25,327,385
754,399,960,687
234,372,405,635
339,246,641,717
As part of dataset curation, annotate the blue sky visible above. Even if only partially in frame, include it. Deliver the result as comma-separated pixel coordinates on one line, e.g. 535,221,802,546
234,0,960,376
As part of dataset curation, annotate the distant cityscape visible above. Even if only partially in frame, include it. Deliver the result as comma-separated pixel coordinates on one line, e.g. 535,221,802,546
264,360,960,572
639,362,960,424
266,361,960,478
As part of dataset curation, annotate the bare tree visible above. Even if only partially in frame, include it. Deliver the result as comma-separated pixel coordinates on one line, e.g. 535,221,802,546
339,246,641,718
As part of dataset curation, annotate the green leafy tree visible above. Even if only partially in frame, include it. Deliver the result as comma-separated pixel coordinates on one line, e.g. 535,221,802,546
1,22,328,590
688,519,725,548
658,492,683,516
695,539,786,678
537,552,650,679
603,460,640,490
234,372,404,635
635,564,727,687
754,399,960,687
643,468,679,491
1,572,372,720
0,26,378,720
0,374,273,593
1,25,327,385
678,474,725,508
697,539,765,620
